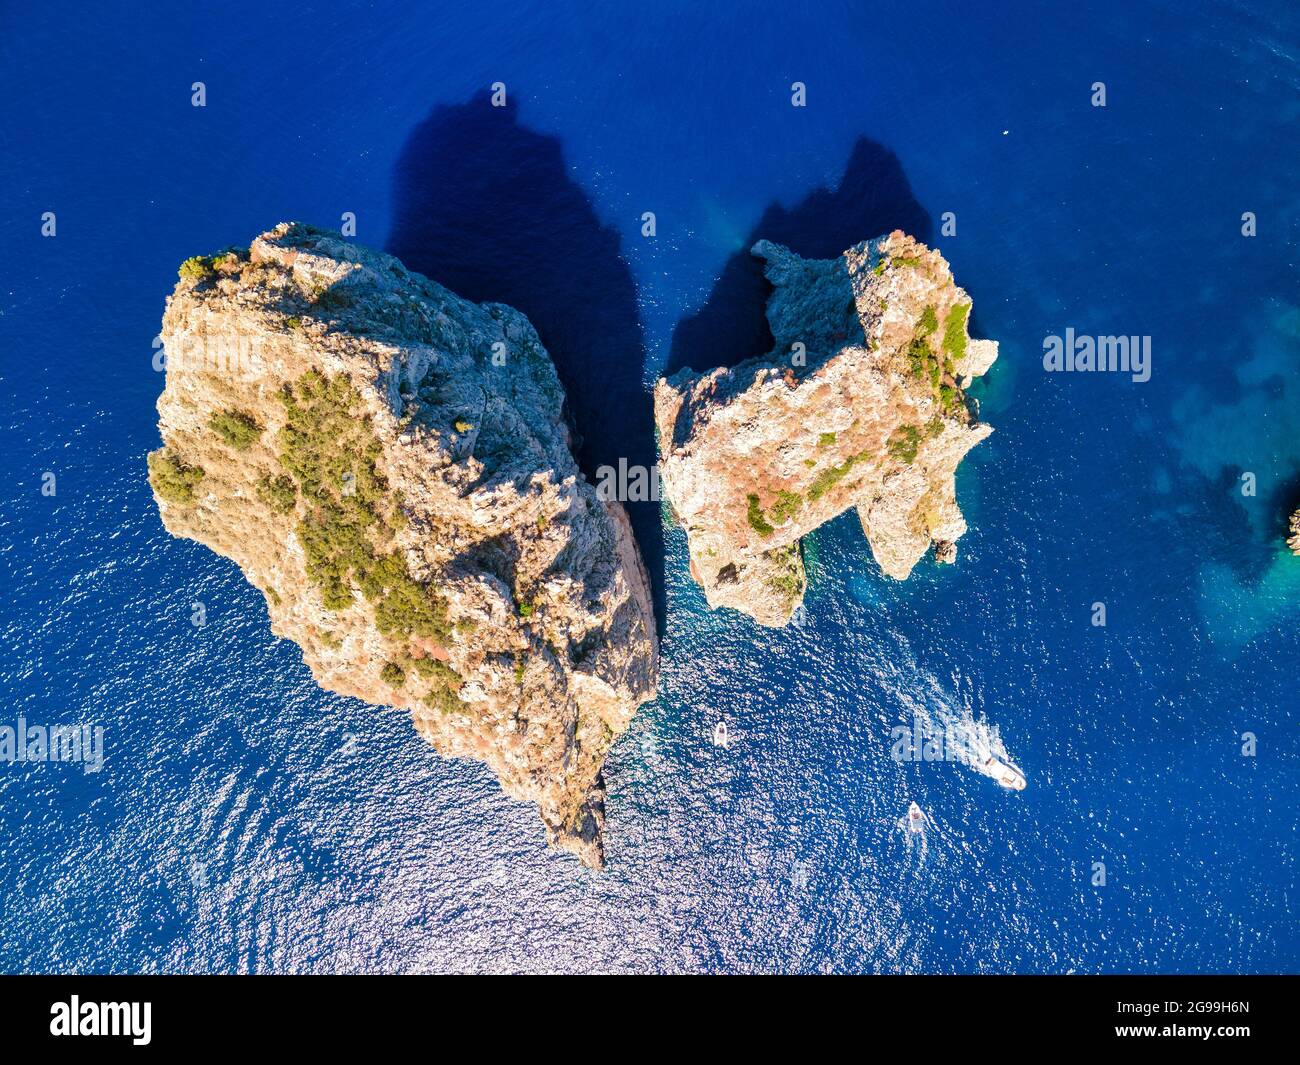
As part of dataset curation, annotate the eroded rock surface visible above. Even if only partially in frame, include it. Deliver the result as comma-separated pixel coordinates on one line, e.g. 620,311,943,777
655,231,997,626
150,223,657,866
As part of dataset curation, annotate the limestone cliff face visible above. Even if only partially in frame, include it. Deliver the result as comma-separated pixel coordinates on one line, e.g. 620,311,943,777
150,223,657,866
655,231,997,627
1289,510,1300,556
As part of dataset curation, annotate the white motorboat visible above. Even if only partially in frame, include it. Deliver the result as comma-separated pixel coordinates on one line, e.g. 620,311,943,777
984,754,1027,790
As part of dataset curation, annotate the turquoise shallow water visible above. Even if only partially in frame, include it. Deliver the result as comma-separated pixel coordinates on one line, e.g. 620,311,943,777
1,0,1298,972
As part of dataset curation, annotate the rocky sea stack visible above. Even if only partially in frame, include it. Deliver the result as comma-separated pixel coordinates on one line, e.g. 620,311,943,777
149,223,658,866
655,231,997,627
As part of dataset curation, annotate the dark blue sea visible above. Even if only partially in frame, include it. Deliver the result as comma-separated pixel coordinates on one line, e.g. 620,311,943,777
1,1,1297,973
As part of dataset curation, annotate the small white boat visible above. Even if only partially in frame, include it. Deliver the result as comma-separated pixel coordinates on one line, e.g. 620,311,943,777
712,720,729,748
906,801,925,833
984,755,1027,790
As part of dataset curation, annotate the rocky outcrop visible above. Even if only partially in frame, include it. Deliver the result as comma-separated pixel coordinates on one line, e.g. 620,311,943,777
655,231,997,627
1289,509,1300,556
149,223,657,866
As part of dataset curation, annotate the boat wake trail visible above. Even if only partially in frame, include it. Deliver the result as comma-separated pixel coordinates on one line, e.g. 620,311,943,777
904,680,1027,790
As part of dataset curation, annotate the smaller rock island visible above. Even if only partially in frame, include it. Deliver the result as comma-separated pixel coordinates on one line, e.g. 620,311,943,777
654,231,998,627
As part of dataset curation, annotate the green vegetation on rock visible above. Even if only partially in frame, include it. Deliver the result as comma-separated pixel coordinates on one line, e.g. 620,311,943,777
906,337,933,380
818,431,837,447
277,369,448,639
412,656,458,683
765,543,804,605
746,493,775,537
381,662,406,687
908,308,965,411
747,489,804,536
768,489,803,525
147,448,204,505
940,383,962,414
178,255,218,281
942,302,970,363
178,248,245,282
209,409,262,450
422,686,462,715
256,473,297,514
754,491,800,540
888,424,922,464
412,656,463,714
807,453,861,502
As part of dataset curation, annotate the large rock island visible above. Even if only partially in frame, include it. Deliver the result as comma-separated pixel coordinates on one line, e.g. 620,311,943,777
655,231,997,626
149,223,657,866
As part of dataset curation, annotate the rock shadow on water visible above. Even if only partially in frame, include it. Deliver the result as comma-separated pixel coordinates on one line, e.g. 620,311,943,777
388,92,665,628
665,136,933,377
